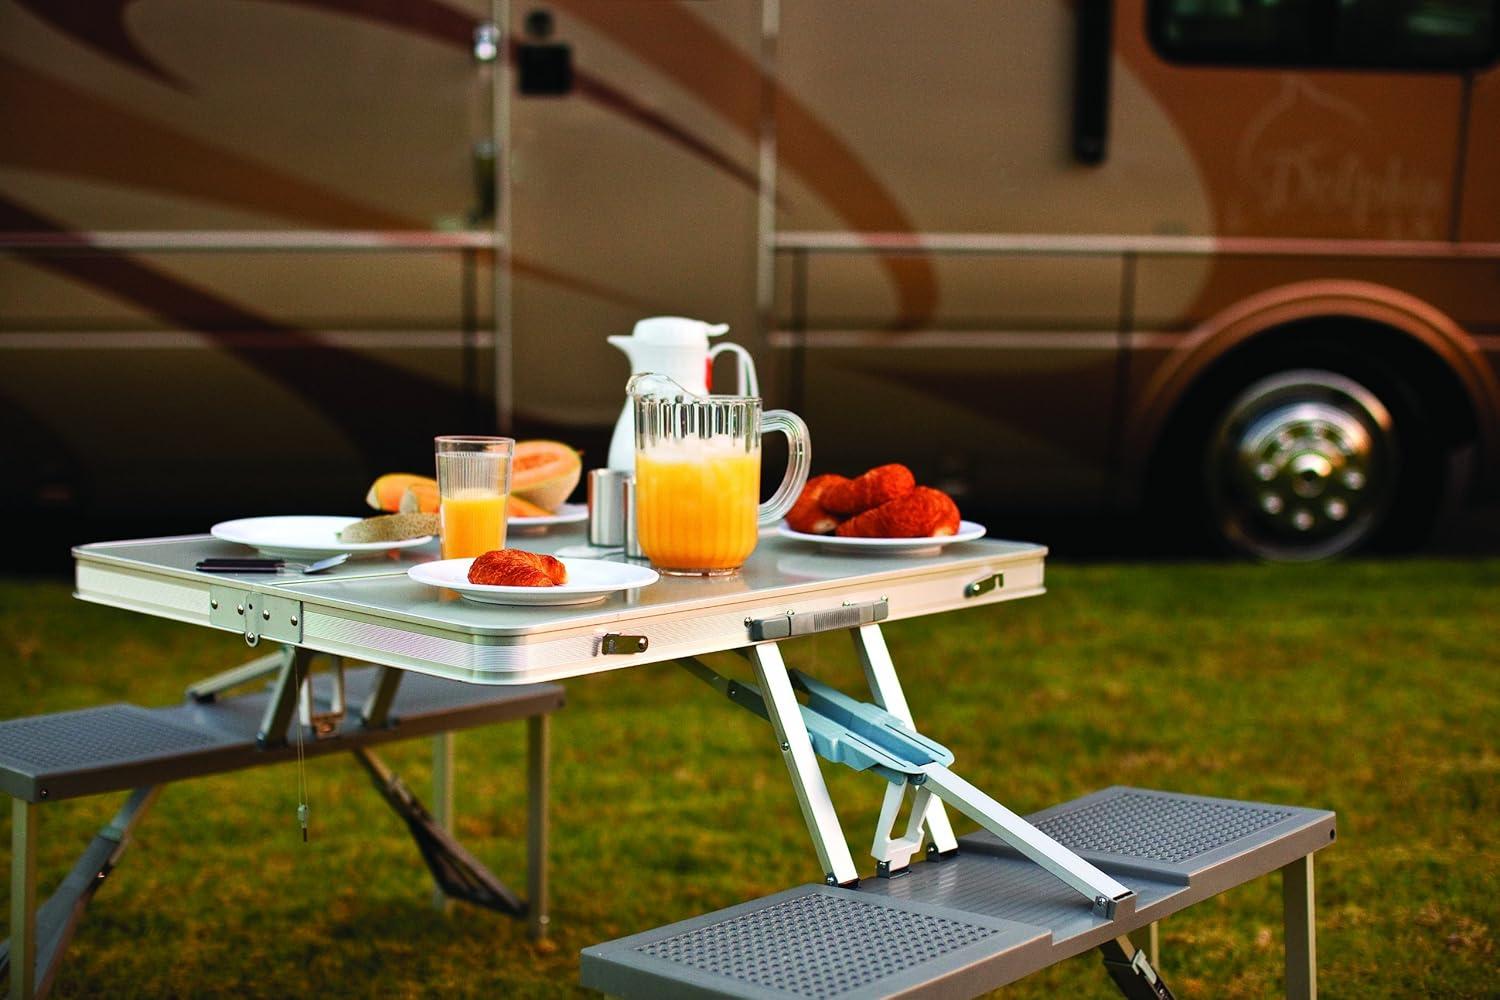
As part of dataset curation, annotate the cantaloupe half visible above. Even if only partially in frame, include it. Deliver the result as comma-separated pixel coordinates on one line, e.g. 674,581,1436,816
507,495,550,518
366,474,439,513
512,440,581,512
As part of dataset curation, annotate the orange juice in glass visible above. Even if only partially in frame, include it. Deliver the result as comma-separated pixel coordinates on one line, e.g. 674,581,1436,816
435,436,513,560
630,374,809,575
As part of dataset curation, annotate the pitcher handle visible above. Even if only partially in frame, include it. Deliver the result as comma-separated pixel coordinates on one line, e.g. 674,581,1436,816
709,343,760,397
758,409,810,526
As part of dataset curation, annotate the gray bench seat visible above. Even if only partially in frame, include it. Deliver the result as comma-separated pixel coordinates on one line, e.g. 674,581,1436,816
3,663,563,1000
583,787,1334,999
0,668,562,804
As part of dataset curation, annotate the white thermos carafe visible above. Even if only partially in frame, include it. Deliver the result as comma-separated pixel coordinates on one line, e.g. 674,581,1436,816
606,316,759,471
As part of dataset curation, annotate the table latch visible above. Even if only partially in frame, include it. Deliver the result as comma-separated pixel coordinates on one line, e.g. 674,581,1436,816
964,572,1004,599
210,586,304,647
747,598,889,642
600,633,649,655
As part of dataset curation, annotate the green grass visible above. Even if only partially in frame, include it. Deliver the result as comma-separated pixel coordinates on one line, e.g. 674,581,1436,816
2,559,1496,998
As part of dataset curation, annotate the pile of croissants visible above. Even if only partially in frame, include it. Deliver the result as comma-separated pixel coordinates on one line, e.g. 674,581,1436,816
787,464,960,538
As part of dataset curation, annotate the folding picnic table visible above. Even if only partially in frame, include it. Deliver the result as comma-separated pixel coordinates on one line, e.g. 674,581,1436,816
54,526,1333,999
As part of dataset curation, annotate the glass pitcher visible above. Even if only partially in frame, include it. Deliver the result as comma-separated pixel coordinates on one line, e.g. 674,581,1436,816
629,373,810,575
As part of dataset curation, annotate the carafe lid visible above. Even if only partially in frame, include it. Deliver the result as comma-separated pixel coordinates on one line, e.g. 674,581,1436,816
628,316,730,345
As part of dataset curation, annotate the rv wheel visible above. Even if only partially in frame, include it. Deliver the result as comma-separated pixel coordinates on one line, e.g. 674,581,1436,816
1203,368,1420,560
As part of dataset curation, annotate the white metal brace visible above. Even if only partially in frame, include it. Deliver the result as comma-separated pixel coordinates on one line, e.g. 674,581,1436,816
748,643,860,886
748,623,1133,916
851,623,959,861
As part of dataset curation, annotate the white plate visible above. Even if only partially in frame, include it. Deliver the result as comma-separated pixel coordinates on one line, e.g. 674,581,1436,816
408,556,659,606
777,520,987,556
211,516,434,560
508,502,588,533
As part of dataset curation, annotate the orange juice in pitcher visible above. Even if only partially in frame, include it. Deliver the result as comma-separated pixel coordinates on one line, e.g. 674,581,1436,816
635,445,761,572
629,374,809,575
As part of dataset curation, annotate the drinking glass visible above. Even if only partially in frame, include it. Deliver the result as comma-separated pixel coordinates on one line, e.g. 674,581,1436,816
630,374,810,575
435,435,514,560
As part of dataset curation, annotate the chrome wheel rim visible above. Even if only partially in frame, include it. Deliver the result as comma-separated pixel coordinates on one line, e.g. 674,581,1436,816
1207,370,1397,561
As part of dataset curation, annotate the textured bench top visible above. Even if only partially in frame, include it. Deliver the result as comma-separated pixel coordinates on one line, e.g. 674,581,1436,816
0,668,564,803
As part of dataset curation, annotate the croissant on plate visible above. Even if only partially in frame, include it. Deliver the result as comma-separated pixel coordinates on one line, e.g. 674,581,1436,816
785,474,848,535
820,464,916,516
835,486,961,539
468,549,568,587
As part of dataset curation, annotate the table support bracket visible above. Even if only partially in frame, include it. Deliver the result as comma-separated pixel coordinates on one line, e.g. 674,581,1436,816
682,625,1135,916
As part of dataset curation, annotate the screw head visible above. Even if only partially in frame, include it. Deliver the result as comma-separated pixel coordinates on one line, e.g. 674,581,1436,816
780,741,791,751
262,609,271,621
290,616,299,627
211,599,219,610
824,874,836,885
236,603,244,615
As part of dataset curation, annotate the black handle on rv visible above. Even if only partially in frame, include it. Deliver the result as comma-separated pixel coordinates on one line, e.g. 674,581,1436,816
1073,0,1113,165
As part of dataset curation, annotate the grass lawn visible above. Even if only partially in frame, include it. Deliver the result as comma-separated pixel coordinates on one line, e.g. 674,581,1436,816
1,558,1496,998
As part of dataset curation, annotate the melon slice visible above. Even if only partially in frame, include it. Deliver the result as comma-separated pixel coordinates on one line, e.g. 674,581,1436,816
366,474,438,513
507,495,551,518
511,440,582,512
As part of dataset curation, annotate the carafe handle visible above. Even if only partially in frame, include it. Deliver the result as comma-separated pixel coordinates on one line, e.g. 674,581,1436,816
709,343,760,396
758,409,810,526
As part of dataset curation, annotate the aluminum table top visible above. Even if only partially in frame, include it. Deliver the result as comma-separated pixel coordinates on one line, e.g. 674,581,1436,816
74,526,1046,685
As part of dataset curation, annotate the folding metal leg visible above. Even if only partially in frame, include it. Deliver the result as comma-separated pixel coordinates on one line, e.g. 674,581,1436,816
1282,853,1317,1000
351,748,523,916
850,624,958,858
431,733,454,913
9,798,36,1000
1100,933,1176,999
184,650,287,703
748,644,859,887
359,666,403,729
256,646,307,748
526,714,550,941
0,789,159,1000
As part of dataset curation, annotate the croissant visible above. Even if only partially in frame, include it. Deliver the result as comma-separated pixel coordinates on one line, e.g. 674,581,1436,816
835,487,960,539
785,474,848,535
821,464,916,516
468,549,568,587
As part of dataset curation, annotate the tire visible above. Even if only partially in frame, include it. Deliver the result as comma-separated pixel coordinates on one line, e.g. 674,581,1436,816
1162,348,1441,561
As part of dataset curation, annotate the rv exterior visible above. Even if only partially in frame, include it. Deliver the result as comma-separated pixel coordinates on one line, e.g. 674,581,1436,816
2,0,1497,559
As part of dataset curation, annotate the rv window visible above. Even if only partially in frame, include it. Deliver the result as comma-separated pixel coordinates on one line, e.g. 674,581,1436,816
1149,0,1499,70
